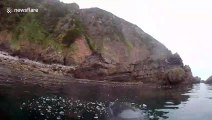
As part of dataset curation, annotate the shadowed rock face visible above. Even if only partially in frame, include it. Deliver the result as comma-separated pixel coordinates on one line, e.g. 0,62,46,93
0,0,197,84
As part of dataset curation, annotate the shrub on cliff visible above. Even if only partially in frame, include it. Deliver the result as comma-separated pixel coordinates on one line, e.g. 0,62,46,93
12,13,47,44
165,67,186,84
62,29,83,46
39,0,69,33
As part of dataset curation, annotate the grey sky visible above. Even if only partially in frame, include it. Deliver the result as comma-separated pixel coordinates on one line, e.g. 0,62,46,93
61,0,212,80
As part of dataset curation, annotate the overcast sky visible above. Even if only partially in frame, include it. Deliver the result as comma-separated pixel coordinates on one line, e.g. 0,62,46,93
61,0,212,80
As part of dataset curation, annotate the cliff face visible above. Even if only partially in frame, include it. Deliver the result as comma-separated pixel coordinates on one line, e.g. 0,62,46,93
79,8,171,63
0,0,196,84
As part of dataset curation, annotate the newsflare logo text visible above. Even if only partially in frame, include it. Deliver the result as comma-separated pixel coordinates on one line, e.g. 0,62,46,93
6,7,39,13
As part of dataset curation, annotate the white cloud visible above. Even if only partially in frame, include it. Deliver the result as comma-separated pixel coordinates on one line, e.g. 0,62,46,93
61,0,212,80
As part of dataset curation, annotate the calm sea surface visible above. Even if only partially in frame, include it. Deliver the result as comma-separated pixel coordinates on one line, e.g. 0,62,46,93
0,83,211,120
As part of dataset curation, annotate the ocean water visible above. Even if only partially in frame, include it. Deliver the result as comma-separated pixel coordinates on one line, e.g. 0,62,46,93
0,83,211,120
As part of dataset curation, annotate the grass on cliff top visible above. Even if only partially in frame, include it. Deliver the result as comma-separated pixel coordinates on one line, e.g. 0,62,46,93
12,13,47,43
10,10,99,54
11,13,63,52
10,12,93,54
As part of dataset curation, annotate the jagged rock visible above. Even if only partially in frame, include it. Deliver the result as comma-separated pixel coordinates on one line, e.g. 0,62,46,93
206,76,212,84
66,3,80,11
184,65,191,72
166,53,183,66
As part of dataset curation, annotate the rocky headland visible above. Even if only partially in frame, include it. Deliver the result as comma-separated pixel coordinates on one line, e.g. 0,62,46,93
0,0,199,86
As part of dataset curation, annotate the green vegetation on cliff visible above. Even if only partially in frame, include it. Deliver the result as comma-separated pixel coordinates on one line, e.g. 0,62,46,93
10,13,63,52
12,14,47,43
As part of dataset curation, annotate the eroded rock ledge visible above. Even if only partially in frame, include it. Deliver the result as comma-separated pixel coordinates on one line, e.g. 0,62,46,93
0,51,149,88
74,53,198,85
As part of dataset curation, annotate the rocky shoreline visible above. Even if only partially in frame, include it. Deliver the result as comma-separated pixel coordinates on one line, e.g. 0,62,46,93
0,51,200,88
73,53,199,85
0,51,76,76
0,51,155,88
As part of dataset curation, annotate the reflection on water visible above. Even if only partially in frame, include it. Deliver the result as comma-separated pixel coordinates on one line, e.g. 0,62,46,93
19,96,149,120
163,83,212,120
20,95,106,120
0,83,212,120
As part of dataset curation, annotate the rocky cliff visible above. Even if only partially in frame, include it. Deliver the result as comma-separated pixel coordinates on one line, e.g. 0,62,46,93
0,0,196,85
